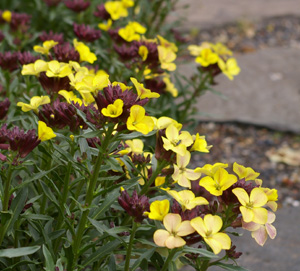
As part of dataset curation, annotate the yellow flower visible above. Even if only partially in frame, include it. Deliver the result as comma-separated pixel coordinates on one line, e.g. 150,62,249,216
155,117,182,131
167,190,208,211
153,213,195,249
130,77,160,100
195,163,228,177
21,60,48,76
119,26,140,42
232,187,268,224
195,48,219,67
121,0,134,8
104,1,128,20
2,10,12,22
157,35,178,52
17,96,50,113
191,214,231,254
73,39,97,64
138,45,148,61
190,133,212,153
172,152,201,189
145,199,170,221
188,42,211,56
127,21,146,34
126,105,154,135
125,139,144,154
98,19,113,31
233,162,260,181
101,99,124,118
162,124,193,156
162,76,178,97
242,211,277,246
38,121,56,142
199,168,237,196
33,40,58,55
58,90,84,106
218,58,240,80
46,61,72,78
155,176,170,191
75,74,110,94
112,81,130,91
158,46,176,71
262,187,278,212
211,42,232,56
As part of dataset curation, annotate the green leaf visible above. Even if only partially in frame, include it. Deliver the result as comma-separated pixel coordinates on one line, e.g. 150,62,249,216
5,187,28,235
0,246,40,258
42,245,55,271
1,260,40,271
92,188,120,219
82,239,120,267
106,156,123,172
214,262,249,271
131,248,156,271
182,246,218,258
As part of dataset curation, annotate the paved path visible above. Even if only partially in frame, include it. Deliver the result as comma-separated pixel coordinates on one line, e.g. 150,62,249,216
179,47,300,133
173,0,300,29
176,1,300,270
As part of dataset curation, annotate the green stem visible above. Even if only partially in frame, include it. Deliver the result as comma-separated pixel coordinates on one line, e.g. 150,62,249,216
161,248,178,271
140,159,168,195
0,163,13,246
124,222,138,271
71,125,114,269
2,163,13,212
179,73,210,123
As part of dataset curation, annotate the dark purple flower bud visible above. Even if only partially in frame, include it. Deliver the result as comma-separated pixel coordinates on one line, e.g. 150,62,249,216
10,12,31,33
38,100,88,132
5,126,40,159
38,72,71,95
52,42,80,62
94,4,110,20
0,98,10,120
73,23,101,42
145,78,166,95
65,0,90,12
118,190,150,223
226,245,242,259
0,52,19,71
39,30,64,44
18,52,40,65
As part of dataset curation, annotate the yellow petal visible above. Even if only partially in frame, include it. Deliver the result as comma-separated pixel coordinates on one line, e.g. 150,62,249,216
204,214,223,234
232,188,249,206
153,229,170,247
163,213,181,233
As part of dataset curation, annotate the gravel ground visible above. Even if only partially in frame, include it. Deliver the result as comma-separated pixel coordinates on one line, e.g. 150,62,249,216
193,122,300,207
195,15,300,53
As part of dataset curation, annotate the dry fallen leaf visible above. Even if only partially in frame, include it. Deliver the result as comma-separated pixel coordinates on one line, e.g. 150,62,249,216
266,146,300,166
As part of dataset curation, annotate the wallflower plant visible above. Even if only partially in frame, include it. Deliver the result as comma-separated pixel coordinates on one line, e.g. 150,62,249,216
0,1,278,271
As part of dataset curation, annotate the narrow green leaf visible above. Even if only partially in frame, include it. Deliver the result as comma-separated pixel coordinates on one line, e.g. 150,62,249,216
0,246,40,258
131,248,156,271
1,260,40,271
6,187,28,235
92,188,120,219
42,245,55,271
82,240,120,267
214,262,249,271
182,246,218,258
